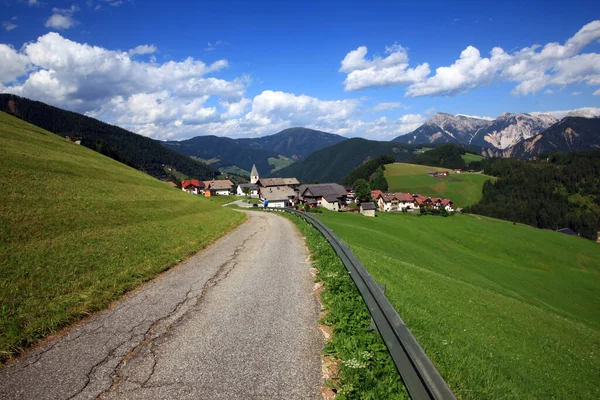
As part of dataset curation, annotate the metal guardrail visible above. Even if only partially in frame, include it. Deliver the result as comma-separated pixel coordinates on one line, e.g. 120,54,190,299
266,207,455,400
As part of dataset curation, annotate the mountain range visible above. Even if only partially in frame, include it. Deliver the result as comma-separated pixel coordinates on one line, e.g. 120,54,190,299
394,110,600,158
162,127,346,175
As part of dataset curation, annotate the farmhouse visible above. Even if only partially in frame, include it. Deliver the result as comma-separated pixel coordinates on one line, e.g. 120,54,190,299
298,183,348,211
259,185,296,208
257,177,300,188
202,180,234,196
374,192,415,212
181,179,204,195
360,202,376,217
236,183,259,197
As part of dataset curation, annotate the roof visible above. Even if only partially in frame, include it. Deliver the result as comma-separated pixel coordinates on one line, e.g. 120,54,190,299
282,178,300,186
203,180,234,190
556,228,578,236
250,164,259,177
258,178,286,187
371,190,383,200
181,179,202,189
379,192,413,202
361,202,377,210
441,199,453,206
238,183,258,190
301,183,347,200
260,185,296,201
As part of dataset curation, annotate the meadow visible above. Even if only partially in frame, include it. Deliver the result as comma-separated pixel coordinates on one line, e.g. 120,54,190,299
461,153,484,163
384,163,494,207
0,112,245,362
317,211,600,399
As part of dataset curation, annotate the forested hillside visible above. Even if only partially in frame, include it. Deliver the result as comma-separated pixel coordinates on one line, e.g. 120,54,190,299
0,94,217,180
466,150,600,240
272,138,418,183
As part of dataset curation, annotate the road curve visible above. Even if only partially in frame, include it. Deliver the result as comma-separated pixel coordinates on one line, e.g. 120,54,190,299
0,211,323,400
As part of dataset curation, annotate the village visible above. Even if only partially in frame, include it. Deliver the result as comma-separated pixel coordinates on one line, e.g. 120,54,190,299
178,164,455,216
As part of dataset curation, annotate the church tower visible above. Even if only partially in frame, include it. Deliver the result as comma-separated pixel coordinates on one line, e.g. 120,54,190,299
250,164,259,184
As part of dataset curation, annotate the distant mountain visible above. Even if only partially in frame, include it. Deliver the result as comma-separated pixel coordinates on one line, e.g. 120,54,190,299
470,113,557,150
272,138,418,183
394,112,557,150
163,127,347,175
162,135,278,175
393,113,492,145
0,94,217,180
495,117,600,159
236,127,347,159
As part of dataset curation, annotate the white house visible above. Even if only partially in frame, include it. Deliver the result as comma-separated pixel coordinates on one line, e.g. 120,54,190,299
375,192,415,212
360,202,376,217
237,183,259,198
260,185,296,208
298,183,348,211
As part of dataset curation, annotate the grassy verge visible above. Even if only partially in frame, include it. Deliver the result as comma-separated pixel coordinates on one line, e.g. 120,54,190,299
317,211,600,399
284,213,408,399
0,112,246,363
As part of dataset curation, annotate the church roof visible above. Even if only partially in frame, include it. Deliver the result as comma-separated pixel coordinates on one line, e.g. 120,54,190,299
250,164,259,177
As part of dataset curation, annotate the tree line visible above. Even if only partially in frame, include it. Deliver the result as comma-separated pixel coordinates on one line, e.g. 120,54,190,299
465,150,600,240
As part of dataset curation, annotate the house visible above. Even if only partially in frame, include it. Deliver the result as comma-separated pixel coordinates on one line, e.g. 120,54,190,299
360,202,376,217
344,186,356,203
259,185,296,208
371,190,383,202
375,192,415,212
298,183,348,211
181,179,204,195
412,194,433,208
236,183,259,198
202,180,234,196
454,169,462,174
65,136,81,145
441,199,454,211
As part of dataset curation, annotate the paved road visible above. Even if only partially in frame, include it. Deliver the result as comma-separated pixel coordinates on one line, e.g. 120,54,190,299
0,211,323,399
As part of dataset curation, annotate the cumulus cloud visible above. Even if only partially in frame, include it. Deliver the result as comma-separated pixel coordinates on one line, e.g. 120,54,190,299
0,45,28,82
128,44,157,56
0,33,430,141
341,20,600,97
340,44,430,91
45,5,79,30
594,89,600,96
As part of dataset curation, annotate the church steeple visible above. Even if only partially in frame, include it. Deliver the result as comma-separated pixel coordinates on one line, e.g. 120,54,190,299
250,164,259,184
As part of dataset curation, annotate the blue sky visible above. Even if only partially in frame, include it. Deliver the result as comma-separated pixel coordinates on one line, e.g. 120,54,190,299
1,0,599,140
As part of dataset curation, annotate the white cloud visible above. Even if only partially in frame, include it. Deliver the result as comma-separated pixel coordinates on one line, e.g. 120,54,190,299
45,5,80,30
220,98,251,119
531,107,600,119
0,45,28,82
372,102,403,112
340,20,600,97
128,44,157,56
594,89,600,96
340,44,430,91
205,40,225,51
3,19,17,31
572,91,582,96
28,0,40,6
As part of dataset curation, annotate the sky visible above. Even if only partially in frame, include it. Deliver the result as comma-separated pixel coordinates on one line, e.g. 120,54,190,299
1,0,599,141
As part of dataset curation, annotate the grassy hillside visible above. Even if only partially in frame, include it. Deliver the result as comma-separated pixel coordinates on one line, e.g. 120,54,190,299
317,211,600,399
461,153,483,163
0,94,217,181
0,111,245,363
384,163,493,207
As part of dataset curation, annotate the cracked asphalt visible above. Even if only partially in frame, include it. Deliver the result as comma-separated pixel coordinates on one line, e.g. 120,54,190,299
0,211,324,400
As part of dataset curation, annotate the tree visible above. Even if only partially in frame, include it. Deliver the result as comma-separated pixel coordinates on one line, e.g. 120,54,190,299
369,167,388,191
242,187,250,196
353,179,372,203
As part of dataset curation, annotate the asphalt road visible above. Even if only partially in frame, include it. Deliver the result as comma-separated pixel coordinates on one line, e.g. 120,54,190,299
0,211,323,399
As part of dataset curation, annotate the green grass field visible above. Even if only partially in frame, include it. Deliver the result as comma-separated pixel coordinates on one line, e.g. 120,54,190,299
316,211,600,399
384,163,494,207
0,112,245,363
461,153,484,163
268,155,295,173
